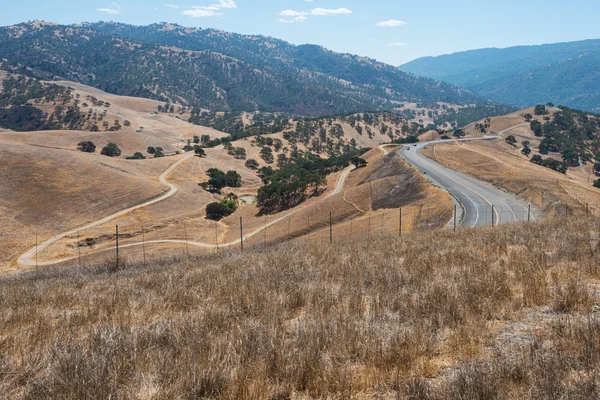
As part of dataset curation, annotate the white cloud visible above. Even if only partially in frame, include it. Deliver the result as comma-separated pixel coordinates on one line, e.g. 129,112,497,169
279,7,352,23
183,0,237,18
165,4,179,9
97,2,121,14
376,19,406,27
388,42,407,46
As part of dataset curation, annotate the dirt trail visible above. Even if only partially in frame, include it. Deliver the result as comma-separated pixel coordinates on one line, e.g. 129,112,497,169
17,157,356,266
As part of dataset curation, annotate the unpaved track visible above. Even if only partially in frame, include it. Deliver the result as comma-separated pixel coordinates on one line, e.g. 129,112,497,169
17,154,194,266
400,129,532,227
17,158,356,266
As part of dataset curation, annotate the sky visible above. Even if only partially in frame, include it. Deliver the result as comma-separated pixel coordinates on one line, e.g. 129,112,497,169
2,0,600,65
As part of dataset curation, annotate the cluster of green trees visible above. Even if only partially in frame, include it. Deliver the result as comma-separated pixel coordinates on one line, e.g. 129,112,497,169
530,154,568,174
147,146,165,158
433,105,517,129
505,135,517,146
77,141,96,153
206,193,239,221
529,106,599,169
257,149,369,214
199,168,242,193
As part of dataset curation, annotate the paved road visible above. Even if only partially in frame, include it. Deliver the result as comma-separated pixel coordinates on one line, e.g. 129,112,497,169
399,135,533,227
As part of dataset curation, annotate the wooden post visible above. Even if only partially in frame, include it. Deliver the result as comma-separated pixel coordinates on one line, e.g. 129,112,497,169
329,211,333,244
215,221,219,254
454,205,457,230
142,225,146,264
183,222,189,257
399,208,402,237
77,231,82,267
240,217,244,252
115,225,119,268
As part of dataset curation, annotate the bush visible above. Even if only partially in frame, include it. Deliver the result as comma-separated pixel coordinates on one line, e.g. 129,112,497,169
245,159,259,170
205,201,236,221
126,152,146,160
147,146,156,155
101,143,121,157
505,135,517,146
77,141,96,153
201,169,242,193
594,179,600,188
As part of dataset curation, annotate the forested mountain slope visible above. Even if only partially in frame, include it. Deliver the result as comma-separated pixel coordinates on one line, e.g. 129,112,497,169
401,39,600,112
0,21,483,116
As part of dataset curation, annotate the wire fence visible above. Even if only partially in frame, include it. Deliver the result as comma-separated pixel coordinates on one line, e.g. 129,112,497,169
3,201,598,271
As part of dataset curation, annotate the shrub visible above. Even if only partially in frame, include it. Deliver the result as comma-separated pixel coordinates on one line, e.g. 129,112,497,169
126,152,146,160
77,141,96,153
101,143,121,157
245,159,259,170
205,201,236,220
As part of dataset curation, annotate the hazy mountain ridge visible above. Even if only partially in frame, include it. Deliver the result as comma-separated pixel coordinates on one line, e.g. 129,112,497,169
401,39,600,113
0,21,483,116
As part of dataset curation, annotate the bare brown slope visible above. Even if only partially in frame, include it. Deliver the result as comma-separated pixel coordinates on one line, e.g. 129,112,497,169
0,137,169,267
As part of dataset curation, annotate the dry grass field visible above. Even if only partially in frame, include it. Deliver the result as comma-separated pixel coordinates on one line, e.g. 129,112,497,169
14,145,452,272
1,216,598,398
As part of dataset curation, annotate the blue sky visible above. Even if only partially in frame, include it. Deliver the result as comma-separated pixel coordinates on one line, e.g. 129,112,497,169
2,0,600,65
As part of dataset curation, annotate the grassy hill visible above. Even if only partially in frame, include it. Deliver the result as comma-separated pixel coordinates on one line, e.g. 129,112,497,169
401,39,600,113
0,21,485,117
1,216,599,398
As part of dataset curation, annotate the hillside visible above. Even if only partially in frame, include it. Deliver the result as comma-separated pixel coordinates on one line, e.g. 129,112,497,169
422,106,600,218
0,77,458,270
0,21,484,117
401,39,600,112
1,216,599,398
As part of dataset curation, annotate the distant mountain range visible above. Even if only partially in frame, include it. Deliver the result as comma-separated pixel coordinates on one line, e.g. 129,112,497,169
0,21,483,117
401,39,600,113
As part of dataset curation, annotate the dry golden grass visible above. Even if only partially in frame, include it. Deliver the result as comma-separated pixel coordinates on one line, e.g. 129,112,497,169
1,216,599,399
426,139,600,217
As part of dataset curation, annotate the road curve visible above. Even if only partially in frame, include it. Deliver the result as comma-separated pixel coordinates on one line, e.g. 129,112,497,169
400,135,532,227
18,160,356,266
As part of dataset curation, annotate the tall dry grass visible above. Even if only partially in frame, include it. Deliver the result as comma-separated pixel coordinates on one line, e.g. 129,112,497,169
0,217,599,399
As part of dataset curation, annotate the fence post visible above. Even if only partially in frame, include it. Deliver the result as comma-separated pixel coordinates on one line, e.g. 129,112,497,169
115,225,119,268
240,217,244,252
183,222,189,257
399,207,402,237
215,221,219,254
454,205,457,231
77,231,82,267
142,225,146,265
329,211,333,244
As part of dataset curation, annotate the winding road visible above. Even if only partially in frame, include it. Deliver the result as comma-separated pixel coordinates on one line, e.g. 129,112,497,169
18,127,532,266
399,133,532,227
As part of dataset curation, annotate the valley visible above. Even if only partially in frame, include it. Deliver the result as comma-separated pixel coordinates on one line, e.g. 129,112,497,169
2,9,600,399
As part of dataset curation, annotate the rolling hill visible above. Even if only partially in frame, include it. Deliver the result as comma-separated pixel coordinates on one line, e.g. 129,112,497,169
401,39,600,112
0,21,484,117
